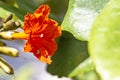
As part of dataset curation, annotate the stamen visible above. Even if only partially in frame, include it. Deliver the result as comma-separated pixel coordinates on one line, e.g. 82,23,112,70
40,34,44,38
36,50,40,54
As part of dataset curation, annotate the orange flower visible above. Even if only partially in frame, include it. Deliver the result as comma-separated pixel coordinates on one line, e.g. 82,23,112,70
12,5,61,64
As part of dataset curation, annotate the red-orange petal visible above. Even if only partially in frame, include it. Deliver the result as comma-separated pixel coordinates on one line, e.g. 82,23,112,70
40,19,61,39
34,4,50,18
23,4,61,64
24,5,50,34
24,41,35,52
39,56,52,64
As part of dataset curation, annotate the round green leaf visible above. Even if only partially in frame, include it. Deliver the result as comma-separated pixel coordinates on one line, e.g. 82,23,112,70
47,31,89,77
74,69,100,80
89,0,120,80
68,58,94,77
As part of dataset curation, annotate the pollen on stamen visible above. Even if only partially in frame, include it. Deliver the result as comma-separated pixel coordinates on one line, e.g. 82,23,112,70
40,34,44,38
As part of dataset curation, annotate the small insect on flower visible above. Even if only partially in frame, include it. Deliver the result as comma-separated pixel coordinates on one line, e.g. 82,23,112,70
11,5,61,64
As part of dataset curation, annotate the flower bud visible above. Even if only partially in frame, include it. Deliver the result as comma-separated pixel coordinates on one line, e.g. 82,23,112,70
0,46,18,57
1,20,20,31
0,40,6,46
0,17,4,27
0,31,14,40
0,57,14,74
4,14,13,23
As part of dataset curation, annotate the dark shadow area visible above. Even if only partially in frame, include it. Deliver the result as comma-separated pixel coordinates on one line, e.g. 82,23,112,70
47,31,89,77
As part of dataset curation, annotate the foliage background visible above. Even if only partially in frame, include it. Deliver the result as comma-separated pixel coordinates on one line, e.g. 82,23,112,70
0,0,120,80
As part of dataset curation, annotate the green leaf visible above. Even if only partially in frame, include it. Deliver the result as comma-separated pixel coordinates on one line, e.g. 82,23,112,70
38,0,69,23
0,1,22,21
68,58,94,77
68,58,101,80
15,0,38,13
61,0,109,41
74,69,100,80
0,0,68,25
89,0,120,80
47,31,89,77
0,0,38,22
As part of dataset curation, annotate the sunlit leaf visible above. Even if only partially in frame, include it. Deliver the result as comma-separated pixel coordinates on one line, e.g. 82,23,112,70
62,0,109,41
89,0,120,80
68,58,94,77
74,69,100,80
